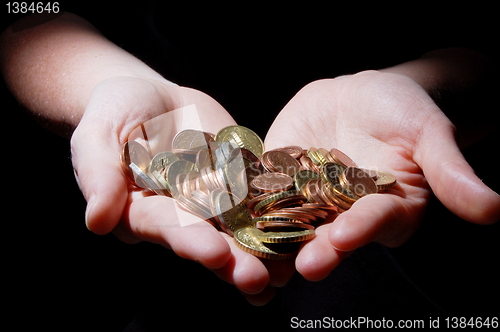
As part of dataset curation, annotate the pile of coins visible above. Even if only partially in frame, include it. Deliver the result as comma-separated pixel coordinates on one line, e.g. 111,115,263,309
121,125,396,259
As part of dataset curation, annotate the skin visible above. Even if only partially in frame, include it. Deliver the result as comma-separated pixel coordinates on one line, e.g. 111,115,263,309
1,13,499,305
265,70,500,283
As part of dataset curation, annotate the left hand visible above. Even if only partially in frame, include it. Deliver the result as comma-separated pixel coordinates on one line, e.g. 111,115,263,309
264,70,500,281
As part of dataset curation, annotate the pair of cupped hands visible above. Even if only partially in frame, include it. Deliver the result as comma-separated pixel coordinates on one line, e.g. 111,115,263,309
71,70,499,305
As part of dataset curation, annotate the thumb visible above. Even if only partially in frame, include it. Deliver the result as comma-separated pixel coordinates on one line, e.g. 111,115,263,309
415,115,500,225
71,112,128,235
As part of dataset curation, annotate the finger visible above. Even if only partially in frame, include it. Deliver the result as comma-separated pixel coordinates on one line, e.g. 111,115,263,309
261,259,295,287
241,286,276,306
295,224,344,281
71,121,127,235
211,234,270,295
415,117,500,224
328,194,423,252
125,195,231,269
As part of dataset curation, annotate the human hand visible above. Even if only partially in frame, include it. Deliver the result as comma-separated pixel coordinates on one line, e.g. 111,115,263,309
265,71,500,281
71,77,293,303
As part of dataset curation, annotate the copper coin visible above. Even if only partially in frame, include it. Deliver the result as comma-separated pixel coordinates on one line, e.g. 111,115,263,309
302,203,339,214
189,190,212,218
246,191,275,214
251,173,294,193
270,146,304,159
253,190,303,214
195,175,210,195
359,168,379,180
239,164,266,199
343,167,378,197
304,179,326,204
323,182,355,210
257,195,307,216
195,148,213,170
329,148,357,167
261,150,301,176
229,147,260,165
175,194,211,220
265,209,317,224
167,160,195,195
175,172,187,196
287,206,329,219
181,170,199,198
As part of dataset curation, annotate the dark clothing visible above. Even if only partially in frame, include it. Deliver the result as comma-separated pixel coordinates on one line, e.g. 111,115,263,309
2,1,498,330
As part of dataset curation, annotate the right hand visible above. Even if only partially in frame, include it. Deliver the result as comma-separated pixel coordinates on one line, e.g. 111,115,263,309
71,77,293,303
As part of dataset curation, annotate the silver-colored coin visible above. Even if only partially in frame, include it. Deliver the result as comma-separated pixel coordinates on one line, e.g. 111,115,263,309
172,129,214,151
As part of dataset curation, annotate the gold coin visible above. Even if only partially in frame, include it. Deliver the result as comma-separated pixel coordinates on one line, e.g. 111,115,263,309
306,147,323,166
253,190,300,214
253,215,303,223
149,151,179,174
375,171,397,191
121,120,401,259
256,195,307,216
233,227,299,260
256,221,314,232
321,162,346,186
215,125,265,158
264,209,317,224
294,169,320,191
319,183,351,211
317,148,331,164
258,229,315,244
213,189,252,236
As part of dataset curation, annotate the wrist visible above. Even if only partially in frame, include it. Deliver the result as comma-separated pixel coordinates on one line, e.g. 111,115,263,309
381,48,497,148
381,47,491,97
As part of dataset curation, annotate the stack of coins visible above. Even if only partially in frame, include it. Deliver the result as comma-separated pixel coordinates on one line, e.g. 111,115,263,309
120,125,396,259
